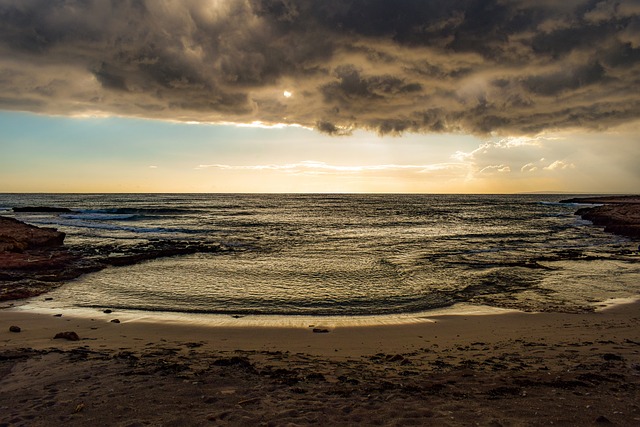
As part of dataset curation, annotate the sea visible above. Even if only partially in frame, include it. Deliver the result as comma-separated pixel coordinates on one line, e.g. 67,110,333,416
1,194,639,323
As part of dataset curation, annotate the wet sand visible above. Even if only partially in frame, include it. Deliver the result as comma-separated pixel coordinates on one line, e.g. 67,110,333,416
2,301,640,426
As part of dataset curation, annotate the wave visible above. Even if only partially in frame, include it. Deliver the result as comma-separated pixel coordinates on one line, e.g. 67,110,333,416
26,217,197,235
78,207,194,215
76,298,455,317
61,213,140,221
537,201,602,207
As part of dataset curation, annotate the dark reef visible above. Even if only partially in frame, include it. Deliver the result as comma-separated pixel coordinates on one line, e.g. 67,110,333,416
12,207,74,213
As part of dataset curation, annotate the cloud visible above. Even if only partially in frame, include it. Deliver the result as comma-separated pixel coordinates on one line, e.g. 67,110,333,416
479,164,511,174
521,163,539,173
0,0,639,135
451,134,582,179
544,160,576,171
196,160,465,176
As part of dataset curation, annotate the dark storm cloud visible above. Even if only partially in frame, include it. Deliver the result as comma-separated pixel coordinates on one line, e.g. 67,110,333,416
321,65,422,102
0,0,639,135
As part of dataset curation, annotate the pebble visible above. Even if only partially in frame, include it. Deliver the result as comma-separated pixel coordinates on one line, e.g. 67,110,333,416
9,325,21,333
53,331,80,341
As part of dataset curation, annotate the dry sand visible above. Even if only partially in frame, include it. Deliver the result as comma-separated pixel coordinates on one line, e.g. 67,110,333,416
2,301,640,426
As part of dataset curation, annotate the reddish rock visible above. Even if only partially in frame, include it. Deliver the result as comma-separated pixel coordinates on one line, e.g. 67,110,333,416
0,217,65,251
564,196,640,239
1,217,87,302
575,204,640,238
54,331,80,341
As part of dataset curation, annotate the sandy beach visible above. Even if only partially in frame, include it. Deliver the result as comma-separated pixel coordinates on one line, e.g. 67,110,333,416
2,300,640,426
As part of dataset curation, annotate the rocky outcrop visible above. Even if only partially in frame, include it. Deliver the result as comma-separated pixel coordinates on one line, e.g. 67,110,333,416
0,217,88,300
562,196,640,239
0,217,65,252
0,217,230,302
560,196,640,205
575,204,640,238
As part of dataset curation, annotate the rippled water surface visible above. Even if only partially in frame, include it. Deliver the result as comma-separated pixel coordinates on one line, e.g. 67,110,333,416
2,194,639,315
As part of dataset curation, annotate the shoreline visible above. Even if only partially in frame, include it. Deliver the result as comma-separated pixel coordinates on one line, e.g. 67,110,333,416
2,300,640,425
7,296,524,328
2,297,638,354
2,198,640,425
6,295,636,328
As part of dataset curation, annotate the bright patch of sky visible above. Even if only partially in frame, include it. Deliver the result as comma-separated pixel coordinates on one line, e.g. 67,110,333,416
1,111,639,193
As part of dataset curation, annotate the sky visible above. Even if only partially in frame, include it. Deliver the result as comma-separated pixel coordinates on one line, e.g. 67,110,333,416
0,0,639,193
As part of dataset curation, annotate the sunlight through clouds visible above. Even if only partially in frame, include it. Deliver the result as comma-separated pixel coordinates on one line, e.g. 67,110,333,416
196,161,466,176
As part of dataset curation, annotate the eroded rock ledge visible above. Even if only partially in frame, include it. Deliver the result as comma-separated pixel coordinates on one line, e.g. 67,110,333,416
560,196,640,239
0,217,229,302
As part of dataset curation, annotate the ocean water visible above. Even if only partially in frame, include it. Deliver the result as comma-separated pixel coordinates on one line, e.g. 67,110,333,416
1,194,639,317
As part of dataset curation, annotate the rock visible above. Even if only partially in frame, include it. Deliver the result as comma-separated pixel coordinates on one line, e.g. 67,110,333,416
1,217,231,303
54,331,80,341
560,196,640,204
9,325,21,333
0,218,82,303
0,217,66,250
312,328,330,333
110,319,121,323
595,415,612,424
101,242,225,267
387,354,405,362
12,206,73,213
103,309,113,314
0,236,27,252
568,198,640,239
53,314,63,317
